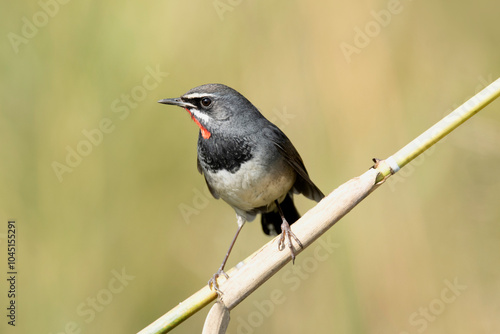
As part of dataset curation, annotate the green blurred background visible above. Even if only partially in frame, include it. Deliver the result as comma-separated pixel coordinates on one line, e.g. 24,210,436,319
1,0,500,333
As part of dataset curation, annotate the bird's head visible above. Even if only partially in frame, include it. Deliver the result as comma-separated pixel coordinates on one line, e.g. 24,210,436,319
158,83,263,139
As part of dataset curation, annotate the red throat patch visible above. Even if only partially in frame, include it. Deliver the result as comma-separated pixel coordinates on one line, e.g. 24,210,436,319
184,108,211,139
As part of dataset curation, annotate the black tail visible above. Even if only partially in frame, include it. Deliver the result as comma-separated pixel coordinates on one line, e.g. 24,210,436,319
261,193,300,236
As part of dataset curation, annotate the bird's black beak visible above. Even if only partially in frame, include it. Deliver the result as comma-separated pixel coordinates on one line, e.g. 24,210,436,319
158,97,195,109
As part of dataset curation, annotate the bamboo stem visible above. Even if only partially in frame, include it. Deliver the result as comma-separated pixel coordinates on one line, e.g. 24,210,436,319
138,78,500,334
376,78,500,181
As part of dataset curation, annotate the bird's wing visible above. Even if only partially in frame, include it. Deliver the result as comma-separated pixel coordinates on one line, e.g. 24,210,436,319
263,124,325,202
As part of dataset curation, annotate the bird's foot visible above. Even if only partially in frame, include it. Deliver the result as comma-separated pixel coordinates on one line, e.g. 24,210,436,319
208,267,229,297
277,219,303,264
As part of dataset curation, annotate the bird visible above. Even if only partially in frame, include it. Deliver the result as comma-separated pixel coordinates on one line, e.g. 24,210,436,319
158,84,324,295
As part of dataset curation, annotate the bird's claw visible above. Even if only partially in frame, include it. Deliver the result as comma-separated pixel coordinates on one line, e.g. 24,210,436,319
277,220,303,264
208,268,229,297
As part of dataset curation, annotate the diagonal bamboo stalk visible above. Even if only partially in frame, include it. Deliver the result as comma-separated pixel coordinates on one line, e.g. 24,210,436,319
375,78,500,181
138,77,500,334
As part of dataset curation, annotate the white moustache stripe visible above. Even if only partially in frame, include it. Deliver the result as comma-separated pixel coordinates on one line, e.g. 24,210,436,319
190,108,211,123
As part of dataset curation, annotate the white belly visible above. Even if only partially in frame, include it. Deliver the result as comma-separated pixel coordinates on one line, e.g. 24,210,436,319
204,158,295,213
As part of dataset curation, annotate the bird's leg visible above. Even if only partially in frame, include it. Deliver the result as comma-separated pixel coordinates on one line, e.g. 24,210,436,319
208,217,245,296
275,200,303,264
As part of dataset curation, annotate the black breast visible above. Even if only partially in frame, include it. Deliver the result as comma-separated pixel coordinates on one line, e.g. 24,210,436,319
197,134,253,173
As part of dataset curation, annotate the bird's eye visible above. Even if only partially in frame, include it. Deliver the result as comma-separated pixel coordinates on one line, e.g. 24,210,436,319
201,97,212,108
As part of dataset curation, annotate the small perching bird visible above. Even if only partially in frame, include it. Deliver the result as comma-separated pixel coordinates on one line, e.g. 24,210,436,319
159,84,324,294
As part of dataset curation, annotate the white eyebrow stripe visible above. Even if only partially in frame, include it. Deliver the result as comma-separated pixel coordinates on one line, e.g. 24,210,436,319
182,93,217,99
